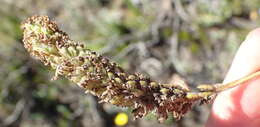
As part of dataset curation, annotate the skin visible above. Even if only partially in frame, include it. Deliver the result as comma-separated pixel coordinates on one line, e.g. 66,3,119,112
206,28,260,127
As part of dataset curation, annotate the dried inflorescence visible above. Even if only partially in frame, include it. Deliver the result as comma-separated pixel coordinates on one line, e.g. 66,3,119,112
21,15,260,122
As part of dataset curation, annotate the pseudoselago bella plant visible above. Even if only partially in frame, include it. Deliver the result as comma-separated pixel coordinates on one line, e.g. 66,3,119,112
21,15,260,122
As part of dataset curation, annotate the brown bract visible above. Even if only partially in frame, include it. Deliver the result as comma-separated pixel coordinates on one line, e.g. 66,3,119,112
21,15,214,122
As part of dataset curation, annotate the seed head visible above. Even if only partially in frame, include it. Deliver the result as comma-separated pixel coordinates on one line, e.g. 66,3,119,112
21,15,216,122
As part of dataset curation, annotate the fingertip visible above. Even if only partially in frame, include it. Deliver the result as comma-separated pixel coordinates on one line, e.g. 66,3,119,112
240,77,260,118
224,27,260,83
245,27,260,41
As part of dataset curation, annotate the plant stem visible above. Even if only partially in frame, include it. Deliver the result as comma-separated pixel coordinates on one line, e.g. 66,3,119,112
214,71,260,92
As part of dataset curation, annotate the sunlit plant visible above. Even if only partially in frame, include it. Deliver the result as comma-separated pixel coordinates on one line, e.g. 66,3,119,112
21,15,260,122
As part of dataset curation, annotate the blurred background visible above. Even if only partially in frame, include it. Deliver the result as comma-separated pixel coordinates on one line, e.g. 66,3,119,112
1,0,260,127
